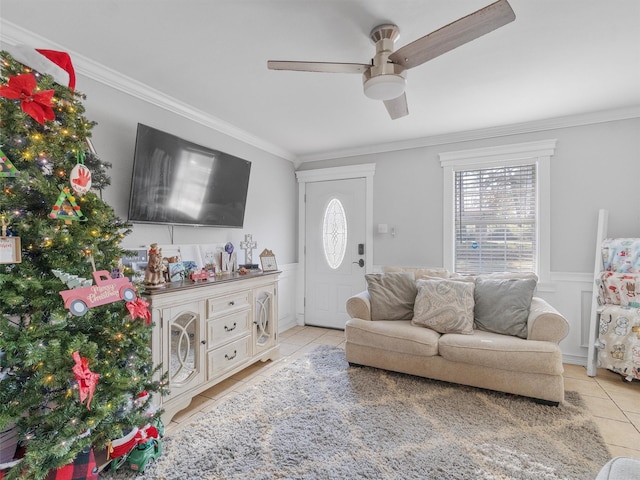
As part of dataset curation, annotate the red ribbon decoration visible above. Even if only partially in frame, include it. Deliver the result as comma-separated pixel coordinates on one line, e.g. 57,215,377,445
0,73,55,125
72,351,100,410
126,297,151,325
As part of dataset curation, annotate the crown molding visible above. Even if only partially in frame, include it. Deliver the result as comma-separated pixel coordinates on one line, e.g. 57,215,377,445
0,20,296,163
297,105,640,163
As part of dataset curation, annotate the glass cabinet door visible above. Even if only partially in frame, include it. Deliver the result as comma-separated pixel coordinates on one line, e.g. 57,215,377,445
163,302,204,401
254,285,277,355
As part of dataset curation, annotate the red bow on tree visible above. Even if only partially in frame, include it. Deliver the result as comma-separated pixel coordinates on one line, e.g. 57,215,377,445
72,351,100,410
0,73,55,125
126,297,151,325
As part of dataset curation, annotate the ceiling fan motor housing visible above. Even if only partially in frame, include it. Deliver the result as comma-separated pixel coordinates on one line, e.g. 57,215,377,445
363,24,407,101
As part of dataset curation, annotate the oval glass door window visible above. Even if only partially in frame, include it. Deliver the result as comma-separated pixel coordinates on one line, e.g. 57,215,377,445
322,198,347,269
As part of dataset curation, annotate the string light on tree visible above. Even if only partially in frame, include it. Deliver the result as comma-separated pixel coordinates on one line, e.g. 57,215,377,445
0,47,163,478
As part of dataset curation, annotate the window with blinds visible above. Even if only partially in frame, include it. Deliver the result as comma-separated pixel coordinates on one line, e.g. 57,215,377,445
454,164,537,274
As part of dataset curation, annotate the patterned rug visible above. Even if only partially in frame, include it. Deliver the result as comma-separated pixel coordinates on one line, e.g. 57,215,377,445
102,345,610,479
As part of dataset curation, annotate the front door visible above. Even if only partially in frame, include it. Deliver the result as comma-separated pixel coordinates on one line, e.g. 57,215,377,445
305,178,366,329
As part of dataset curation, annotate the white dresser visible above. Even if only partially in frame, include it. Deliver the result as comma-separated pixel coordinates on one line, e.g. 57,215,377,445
143,271,279,423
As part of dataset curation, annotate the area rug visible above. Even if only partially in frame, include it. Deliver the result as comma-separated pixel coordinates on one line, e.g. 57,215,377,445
102,346,610,479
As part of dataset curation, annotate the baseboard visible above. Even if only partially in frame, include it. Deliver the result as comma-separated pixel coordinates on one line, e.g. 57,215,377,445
563,353,587,366
278,316,298,334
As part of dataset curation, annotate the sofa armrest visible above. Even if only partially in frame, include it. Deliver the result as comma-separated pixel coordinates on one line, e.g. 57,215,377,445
527,297,569,343
346,291,372,320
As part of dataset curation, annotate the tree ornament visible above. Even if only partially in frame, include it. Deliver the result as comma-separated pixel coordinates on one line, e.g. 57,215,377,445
50,187,86,224
0,217,21,264
71,351,100,410
126,297,152,325
58,270,137,316
0,73,55,125
70,151,92,195
4,44,76,89
0,149,20,177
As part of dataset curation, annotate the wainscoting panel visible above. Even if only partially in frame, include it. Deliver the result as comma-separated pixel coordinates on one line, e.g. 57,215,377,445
539,272,594,366
276,264,298,333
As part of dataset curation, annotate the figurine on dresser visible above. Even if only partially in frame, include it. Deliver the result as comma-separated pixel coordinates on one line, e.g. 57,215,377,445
144,243,165,286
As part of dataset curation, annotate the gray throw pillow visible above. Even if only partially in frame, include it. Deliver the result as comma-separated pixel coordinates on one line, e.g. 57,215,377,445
366,272,417,320
412,279,475,334
474,277,537,338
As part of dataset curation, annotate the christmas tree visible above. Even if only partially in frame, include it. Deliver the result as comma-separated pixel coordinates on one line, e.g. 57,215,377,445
0,50,163,479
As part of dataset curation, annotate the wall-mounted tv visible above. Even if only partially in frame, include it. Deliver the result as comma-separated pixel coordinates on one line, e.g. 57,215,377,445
127,124,251,228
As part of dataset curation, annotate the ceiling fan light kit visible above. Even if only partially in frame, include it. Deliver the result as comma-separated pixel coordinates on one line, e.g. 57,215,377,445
363,73,406,101
267,0,515,119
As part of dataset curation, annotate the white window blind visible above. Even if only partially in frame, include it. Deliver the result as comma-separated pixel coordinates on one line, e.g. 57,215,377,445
454,164,537,274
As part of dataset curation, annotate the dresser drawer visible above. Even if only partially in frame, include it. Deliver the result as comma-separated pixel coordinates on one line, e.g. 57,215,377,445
207,310,251,349
207,291,250,318
207,336,251,379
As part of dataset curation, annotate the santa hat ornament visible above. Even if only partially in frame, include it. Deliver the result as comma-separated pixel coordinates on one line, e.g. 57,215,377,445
4,44,76,90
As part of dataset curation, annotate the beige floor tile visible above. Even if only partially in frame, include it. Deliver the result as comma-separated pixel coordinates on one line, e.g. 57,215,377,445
321,328,347,337
582,394,628,422
311,334,344,346
564,376,608,399
593,417,640,451
280,332,315,346
626,411,640,431
278,341,302,356
607,445,640,460
279,325,306,336
563,363,588,380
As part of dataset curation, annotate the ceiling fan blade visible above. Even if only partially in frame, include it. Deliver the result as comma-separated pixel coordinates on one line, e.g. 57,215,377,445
267,61,369,74
384,93,409,120
389,0,515,70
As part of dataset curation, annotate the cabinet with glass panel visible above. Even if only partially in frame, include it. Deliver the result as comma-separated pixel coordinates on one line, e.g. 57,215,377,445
145,272,279,422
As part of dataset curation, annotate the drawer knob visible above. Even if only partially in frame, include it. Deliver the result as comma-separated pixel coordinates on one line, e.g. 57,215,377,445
201,340,206,345
225,350,237,361
224,322,237,332
229,301,235,306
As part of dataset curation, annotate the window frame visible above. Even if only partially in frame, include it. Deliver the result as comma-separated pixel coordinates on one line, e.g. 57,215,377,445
439,139,556,286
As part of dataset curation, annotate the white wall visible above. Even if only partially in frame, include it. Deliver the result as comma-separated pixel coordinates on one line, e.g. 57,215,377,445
297,117,640,364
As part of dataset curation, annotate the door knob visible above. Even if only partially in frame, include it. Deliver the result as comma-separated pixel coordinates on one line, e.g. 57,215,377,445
352,259,365,268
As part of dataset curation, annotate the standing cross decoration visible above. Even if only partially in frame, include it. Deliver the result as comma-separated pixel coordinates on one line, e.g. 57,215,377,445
239,234,257,266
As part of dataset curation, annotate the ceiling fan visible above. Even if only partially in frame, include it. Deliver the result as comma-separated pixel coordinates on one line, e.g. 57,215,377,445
267,0,515,120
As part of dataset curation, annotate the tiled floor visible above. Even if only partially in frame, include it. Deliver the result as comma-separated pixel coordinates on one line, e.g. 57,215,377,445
166,325,640,462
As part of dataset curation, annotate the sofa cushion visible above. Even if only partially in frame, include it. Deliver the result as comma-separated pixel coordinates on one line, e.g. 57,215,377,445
438,330,563,375
474,277,537,339
412,279,475,334
366,272,417,320
383,266,449,280
345,318,440,357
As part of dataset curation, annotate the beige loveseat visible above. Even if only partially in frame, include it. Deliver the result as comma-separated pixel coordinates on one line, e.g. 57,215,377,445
345,267,570,405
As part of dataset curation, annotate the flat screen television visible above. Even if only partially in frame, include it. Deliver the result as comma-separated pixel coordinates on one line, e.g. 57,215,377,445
127,124,251,228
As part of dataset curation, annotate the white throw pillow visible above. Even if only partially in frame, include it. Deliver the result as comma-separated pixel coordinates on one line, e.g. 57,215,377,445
411,279,475,334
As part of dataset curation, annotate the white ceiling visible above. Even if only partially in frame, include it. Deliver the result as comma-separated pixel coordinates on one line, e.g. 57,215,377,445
1,0,639,163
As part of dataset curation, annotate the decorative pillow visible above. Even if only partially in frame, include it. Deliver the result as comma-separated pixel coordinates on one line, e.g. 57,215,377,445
473,277,537,339
411,279,475,334
366,272,417,320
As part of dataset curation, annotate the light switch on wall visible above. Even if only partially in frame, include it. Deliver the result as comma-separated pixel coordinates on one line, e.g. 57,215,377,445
378,224,388,234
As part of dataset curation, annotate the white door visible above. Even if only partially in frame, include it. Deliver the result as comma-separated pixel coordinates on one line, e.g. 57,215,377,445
305,178,366,329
